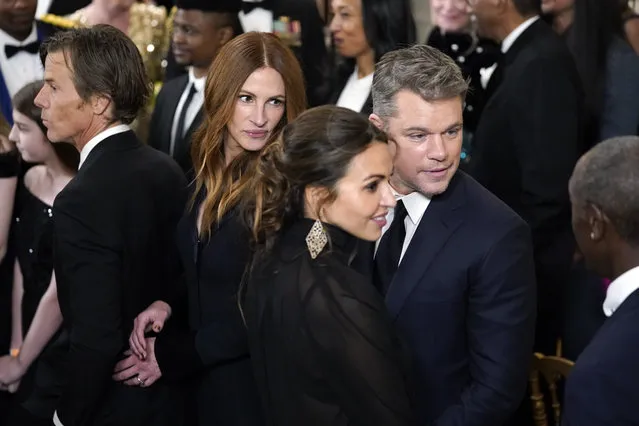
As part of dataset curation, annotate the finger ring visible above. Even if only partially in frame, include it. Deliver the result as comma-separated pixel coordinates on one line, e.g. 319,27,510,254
136,376,145,386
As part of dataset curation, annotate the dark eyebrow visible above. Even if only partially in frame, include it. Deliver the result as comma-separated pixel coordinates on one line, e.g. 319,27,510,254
363,174,385,182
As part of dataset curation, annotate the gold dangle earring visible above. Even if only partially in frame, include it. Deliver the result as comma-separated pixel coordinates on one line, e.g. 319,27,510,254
306,220,328,259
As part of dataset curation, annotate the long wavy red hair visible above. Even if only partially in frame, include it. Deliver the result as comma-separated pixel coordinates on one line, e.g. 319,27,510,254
191,32,307,237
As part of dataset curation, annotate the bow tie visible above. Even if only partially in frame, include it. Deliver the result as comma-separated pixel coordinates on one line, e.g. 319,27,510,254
5,41,40,59
242,0,271,13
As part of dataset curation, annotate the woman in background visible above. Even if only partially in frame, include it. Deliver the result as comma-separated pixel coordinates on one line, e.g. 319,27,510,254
0,81,78,423
542,0,639,144
426,0,500,165
242,105,414,425
119,32,307,426
328,0,415,115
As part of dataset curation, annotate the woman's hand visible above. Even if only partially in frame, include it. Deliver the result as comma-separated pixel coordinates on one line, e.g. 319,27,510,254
129,301,172,359
0,354,25,392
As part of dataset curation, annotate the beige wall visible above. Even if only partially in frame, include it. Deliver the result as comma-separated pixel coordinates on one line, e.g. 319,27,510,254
411,0,433,43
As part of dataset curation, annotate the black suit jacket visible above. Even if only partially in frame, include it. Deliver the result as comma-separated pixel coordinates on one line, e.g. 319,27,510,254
149,75,202,177
153,198,263,426
52,130,187,426
356,172,536,425
563,288,639,425
470,19,583,250
468,19,584,352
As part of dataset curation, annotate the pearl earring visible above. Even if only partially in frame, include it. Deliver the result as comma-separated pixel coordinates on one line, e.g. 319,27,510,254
590,232,596,240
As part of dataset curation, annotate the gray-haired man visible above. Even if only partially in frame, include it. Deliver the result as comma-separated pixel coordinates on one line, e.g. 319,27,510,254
362,44,537,426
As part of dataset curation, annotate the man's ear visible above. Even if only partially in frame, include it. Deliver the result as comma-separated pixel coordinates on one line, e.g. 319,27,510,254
91,94,112,118
369,113,384,131
218,26,235,46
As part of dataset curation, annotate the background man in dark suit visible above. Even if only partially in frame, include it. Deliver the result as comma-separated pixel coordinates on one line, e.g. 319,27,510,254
366,45,536,426
24,25,186,426
149,0,241,176
468,0,584,355
563,136,639,425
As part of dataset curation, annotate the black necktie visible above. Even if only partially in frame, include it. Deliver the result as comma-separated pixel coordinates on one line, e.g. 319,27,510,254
374,200,408,295
172,84,197,156
5,41,40,59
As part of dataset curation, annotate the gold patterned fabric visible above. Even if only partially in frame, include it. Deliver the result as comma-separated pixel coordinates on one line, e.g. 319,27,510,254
67,3,170,84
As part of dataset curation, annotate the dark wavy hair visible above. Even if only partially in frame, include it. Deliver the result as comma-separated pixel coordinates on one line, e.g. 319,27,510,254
12,81,79,171
241,105,388,257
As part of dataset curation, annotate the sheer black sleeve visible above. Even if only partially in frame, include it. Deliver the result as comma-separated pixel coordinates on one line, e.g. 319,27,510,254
302,265,415,426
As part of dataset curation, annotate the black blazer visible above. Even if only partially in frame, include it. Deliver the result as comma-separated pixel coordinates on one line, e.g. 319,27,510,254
52,130,187,426
470,19,583,250
468,19,584,353
328,63,373,116
149,75,203,178
563,288,639,425
153,197,263,426
355,172,536,425
245,219,415,426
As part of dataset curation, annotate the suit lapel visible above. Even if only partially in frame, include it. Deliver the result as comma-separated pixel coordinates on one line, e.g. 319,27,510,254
162,76,189,153
385,173,467,319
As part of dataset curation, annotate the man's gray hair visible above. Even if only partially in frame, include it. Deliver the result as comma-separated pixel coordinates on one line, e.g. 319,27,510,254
372,44,469,119
570,136,639,246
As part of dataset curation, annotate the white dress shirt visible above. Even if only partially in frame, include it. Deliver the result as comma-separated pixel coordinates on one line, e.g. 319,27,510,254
336,67,373,113
480,16,540,89
376,190,432,264
169,67,205,155
78,124,130,169
238,5,274,33
603,266,639,317
0,25,44,98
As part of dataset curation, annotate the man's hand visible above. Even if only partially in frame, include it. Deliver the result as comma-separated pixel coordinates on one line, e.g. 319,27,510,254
113,337,162,388
129,301,171,359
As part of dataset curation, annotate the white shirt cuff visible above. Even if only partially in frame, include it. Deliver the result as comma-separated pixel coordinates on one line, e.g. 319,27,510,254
53,410,64,426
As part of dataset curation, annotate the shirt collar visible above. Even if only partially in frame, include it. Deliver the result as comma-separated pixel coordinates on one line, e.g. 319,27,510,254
188,67,206,93
391,188,431,226
0,23,38,49
78,124,130,169
603,266,639,317
501,16,539,53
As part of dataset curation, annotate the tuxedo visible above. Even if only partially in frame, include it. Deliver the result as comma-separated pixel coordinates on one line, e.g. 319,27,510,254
149,74,203,177
48,130,187,426
355,172,536,425
469,18,584,353
240,0,329,107
0,21,61,124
